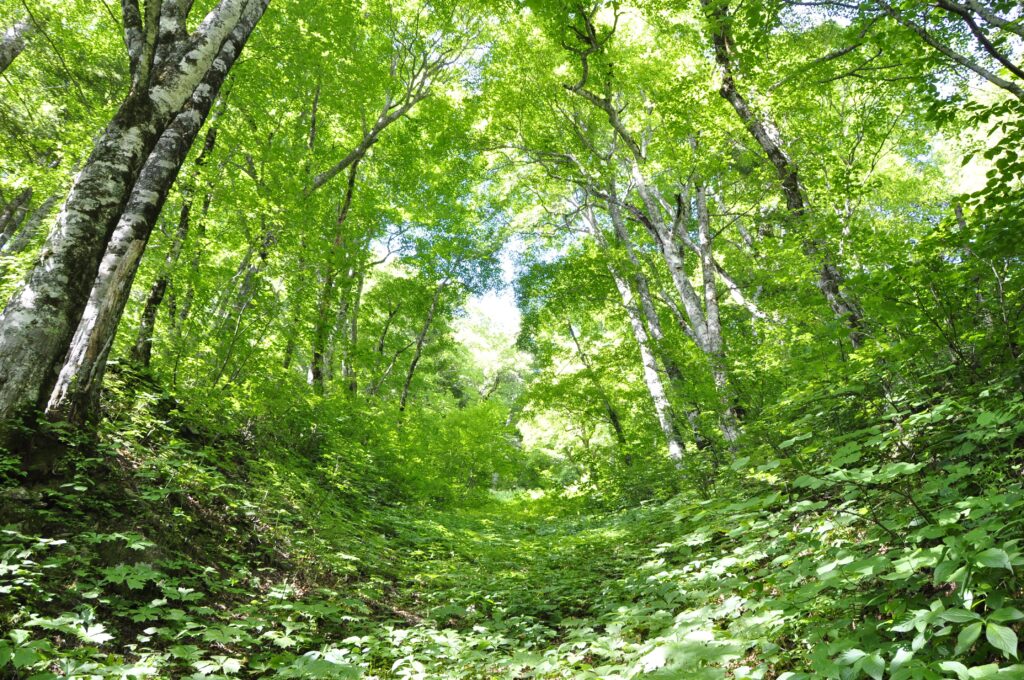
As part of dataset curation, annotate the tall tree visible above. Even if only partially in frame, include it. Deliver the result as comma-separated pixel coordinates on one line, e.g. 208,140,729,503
701,0,864,346
42,0,269,424
0,0,270,428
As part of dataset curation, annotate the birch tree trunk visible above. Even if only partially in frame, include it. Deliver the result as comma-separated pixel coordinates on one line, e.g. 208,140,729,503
0,18,30,76
600,200,686,463
41,0,268,424
696,184,739,444
0,0,262,427
607,258,686,463
625,167,712,353
702,0,863,347
600,204,713,453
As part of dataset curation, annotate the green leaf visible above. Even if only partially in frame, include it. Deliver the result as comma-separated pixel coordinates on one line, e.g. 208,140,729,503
942,608,982,623
12,647,39,669
860,651,885,680
939,660,969,680
975,548,1012,571
985,623,1018,659
890,647,913,673
989,608,1024,623
837,648,866,665
793,475,824,489
934,559,964,584
780,433,811,449
966,664,1000,678
80,624,113,645
956,621,983,655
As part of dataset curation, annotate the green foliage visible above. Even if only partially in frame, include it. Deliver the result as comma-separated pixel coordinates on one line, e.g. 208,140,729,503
1,0,1023,677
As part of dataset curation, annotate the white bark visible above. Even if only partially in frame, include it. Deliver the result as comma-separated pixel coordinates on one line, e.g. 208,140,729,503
0,0,266,426
608,258,685,463
626,165,712,352
600,200,685,462
696,184,739,444
45,0,268,423
702,0,863,345
0,18,30,75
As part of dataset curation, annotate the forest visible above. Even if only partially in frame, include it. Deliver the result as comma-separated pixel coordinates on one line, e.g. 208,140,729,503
0,0,1022,677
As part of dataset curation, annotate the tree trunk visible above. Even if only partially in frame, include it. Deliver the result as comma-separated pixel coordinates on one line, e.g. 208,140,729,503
400,283,445,412
345,270,364,394
601,204,713,454
0,188,32,249
0,0,262,427
606,259,685,463
376,306,400,355
131,201,192,368
0,18,30,76
702,0,863,347
696,183,739,444
0,193,58,258
626,167,713,351
310,159,360,394
309,270,336,395
41,0,268,424
598,200,686,462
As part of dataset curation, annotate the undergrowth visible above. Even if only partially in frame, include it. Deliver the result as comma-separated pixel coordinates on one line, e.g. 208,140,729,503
2,372,1024,679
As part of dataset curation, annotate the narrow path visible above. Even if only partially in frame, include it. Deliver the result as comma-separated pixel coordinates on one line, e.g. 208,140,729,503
348,492,681,679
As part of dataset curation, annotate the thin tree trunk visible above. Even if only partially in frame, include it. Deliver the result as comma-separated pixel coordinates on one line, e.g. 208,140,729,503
0,188,32,249
696,183,739,444
376,306,400,356
598,200,686,462
626,167,713,352
400,283,445,411
346,270,364,394
131,127,216,369
43,0,267,423
1,193,58,257
309,269,336,394
0,18,30,76
368,339,414,397
232,226,274,318
131,201,192,368
601,205,712,453
607,259,685,463
310,159,360,394
567,320,627,445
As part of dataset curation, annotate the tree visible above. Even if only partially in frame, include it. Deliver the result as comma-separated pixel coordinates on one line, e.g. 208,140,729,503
0,17,30,76
0,0,269,430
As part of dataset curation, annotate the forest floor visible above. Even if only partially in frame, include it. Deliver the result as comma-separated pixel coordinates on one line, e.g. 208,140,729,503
321,487,788,680
3,378,1024,679
338,491,689,679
